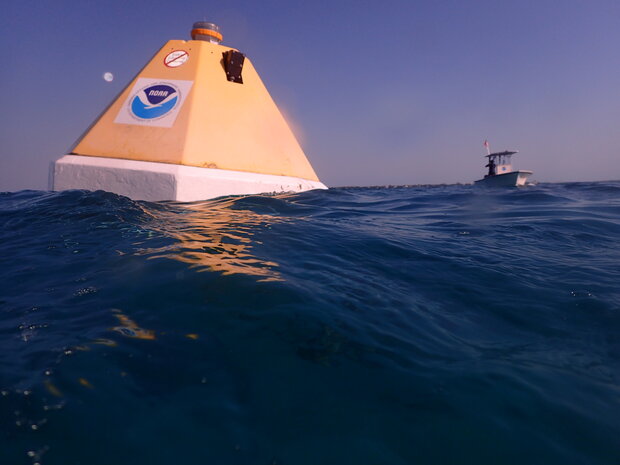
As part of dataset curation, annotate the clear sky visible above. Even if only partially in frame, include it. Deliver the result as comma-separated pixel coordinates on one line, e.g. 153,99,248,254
1,0,619,190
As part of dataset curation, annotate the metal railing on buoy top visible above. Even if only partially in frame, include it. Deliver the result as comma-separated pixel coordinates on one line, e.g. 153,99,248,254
191,22,222,44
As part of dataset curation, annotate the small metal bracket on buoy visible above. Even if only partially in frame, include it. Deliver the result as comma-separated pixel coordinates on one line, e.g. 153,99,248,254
223,50,245,84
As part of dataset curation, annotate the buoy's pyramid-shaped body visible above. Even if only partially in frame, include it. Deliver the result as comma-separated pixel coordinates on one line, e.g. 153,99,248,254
52,36,326,201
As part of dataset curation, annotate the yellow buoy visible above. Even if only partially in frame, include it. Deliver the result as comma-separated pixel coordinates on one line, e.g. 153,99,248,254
52,22,326,201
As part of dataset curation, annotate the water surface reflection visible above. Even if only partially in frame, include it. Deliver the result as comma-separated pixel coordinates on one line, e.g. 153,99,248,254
141,197,286,281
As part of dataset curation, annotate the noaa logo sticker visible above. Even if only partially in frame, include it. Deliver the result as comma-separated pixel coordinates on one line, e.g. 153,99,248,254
114,78,193,128
130,84,179,120
164,50,189,68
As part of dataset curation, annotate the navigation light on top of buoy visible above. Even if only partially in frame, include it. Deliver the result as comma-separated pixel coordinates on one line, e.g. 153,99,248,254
191,22,223,44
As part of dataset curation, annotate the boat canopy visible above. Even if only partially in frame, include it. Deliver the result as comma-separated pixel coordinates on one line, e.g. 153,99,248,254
485,150,518,158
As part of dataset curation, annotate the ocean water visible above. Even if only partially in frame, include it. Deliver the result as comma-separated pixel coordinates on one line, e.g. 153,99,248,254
1,182,619,465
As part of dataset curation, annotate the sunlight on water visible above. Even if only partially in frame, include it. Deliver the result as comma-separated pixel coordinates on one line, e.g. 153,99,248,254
142,198,285,281
111,309,156,340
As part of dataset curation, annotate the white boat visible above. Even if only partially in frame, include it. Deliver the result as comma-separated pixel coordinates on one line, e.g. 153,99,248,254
474,150,532,187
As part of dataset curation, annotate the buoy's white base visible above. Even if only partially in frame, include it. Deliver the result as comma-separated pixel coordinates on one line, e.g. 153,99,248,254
51,155,327,201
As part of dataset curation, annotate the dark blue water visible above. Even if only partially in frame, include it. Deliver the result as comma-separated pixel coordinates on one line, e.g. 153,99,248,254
1,182,619,464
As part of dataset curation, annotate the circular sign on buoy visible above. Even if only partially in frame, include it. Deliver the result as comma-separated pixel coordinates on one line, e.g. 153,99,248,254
164,50,189,68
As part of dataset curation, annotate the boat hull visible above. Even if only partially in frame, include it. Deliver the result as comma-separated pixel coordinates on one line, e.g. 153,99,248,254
475,170,532,187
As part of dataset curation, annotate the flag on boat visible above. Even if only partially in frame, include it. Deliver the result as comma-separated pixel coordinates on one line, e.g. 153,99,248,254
483,139,490,155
